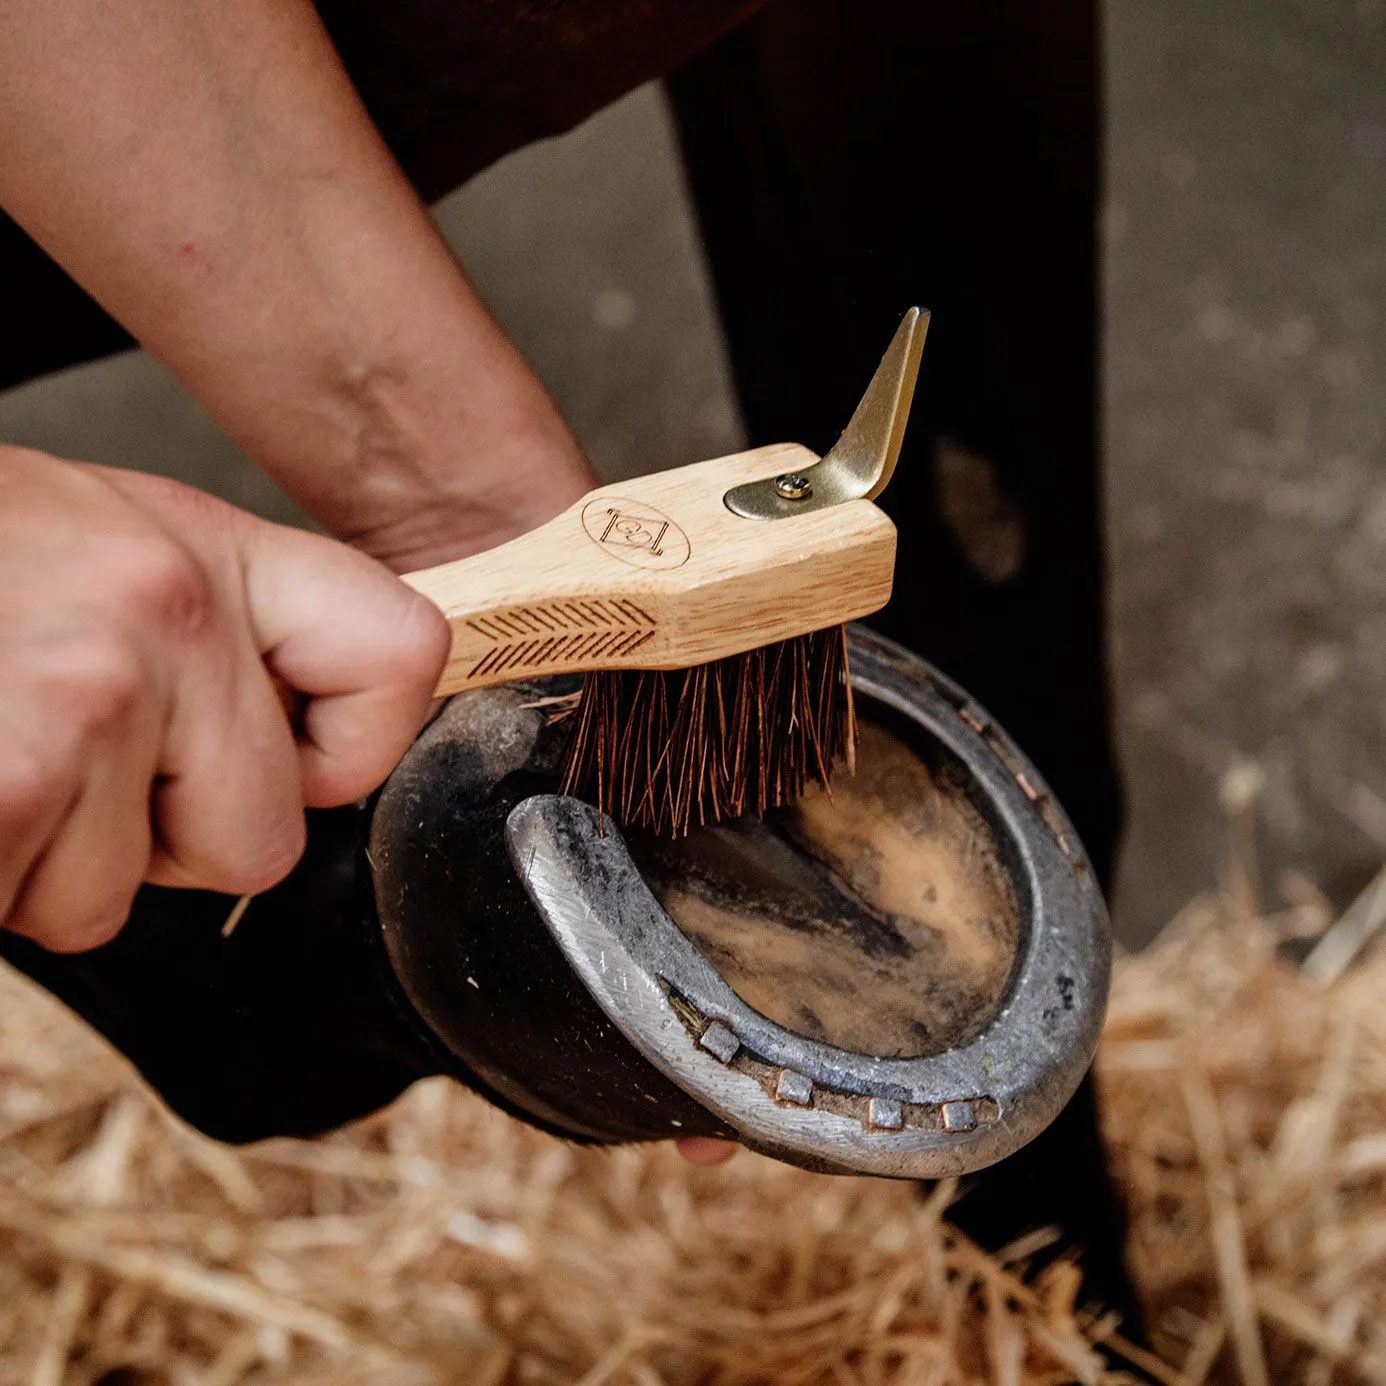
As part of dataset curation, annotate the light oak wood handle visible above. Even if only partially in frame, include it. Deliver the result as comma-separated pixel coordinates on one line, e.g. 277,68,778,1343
403,442,897,696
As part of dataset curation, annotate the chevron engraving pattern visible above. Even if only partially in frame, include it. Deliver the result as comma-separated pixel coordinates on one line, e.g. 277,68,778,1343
464,598,658,680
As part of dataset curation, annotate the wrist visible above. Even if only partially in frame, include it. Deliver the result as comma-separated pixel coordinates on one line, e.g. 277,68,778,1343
339,420,596,573
298,325,597,571
168,249,596,569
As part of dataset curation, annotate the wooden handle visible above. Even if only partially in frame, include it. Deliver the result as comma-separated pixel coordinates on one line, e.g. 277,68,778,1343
403,442,897,696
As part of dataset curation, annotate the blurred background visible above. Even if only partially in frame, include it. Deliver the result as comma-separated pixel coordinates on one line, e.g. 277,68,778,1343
2,0,1384,945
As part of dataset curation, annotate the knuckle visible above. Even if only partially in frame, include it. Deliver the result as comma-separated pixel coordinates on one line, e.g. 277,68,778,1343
388,591,451,686
115,539,213,636
15,637,148,739
214,817,306,895
0,747,62,831
10,906,128,955
1,832,147,951
48,908,129,954
62,640,145,735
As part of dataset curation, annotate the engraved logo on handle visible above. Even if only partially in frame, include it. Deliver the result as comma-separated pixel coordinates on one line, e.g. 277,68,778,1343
581,498,690,570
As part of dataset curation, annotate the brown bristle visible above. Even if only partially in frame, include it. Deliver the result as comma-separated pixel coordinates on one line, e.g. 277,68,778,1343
559,626,857,837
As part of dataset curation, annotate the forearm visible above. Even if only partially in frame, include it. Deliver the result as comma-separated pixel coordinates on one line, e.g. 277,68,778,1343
0,0,590,565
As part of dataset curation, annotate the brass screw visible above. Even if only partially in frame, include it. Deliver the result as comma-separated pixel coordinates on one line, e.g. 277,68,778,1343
774,472,813,500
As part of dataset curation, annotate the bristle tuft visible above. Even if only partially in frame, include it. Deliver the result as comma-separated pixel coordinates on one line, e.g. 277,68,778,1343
559,627,857,837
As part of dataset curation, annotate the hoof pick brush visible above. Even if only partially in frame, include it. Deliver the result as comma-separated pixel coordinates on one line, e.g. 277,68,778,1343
403,308,927,836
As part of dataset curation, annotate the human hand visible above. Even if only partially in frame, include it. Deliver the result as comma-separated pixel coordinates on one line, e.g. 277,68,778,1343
0,446,448,953
676,1138,737,1167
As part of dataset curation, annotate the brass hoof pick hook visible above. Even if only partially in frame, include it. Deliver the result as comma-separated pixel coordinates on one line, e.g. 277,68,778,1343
722,306,929,520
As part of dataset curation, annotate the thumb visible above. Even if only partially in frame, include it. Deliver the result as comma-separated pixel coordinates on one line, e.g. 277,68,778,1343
238,518,450,806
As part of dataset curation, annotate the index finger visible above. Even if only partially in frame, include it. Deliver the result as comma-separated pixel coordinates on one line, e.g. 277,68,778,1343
239,520,450,806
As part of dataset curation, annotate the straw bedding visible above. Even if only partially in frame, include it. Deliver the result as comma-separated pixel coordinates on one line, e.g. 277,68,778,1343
1,885,1384,1385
